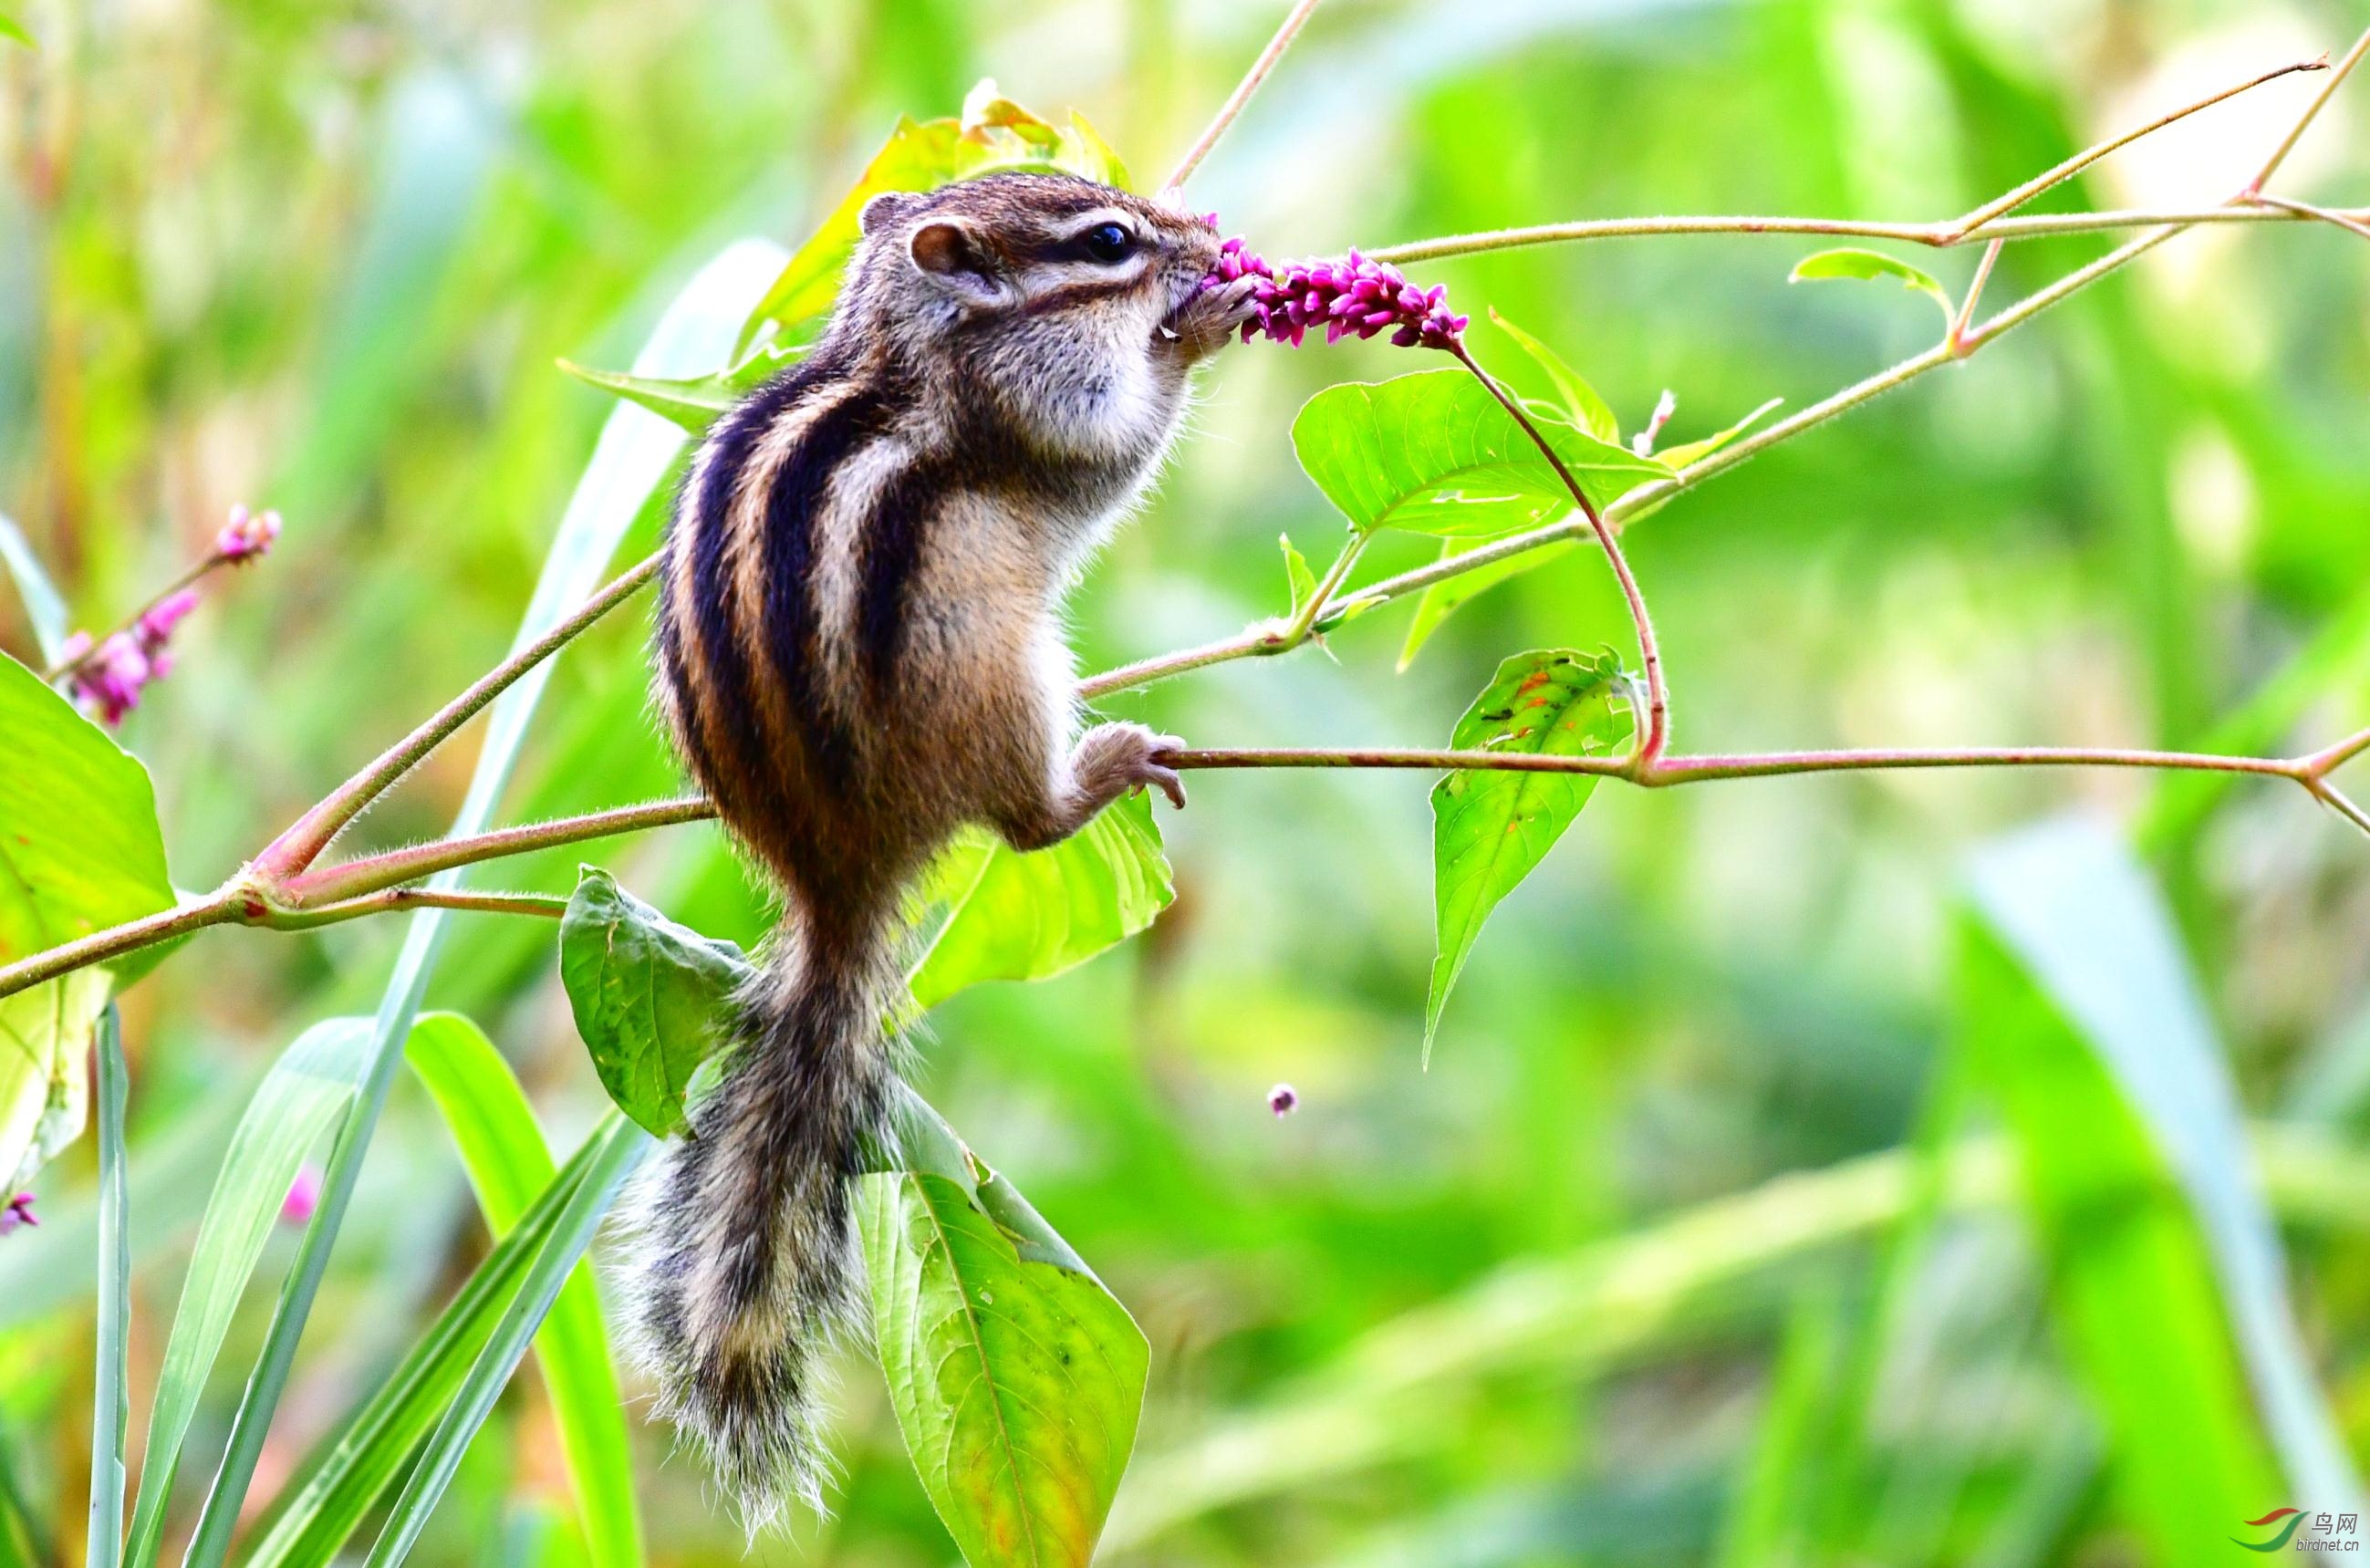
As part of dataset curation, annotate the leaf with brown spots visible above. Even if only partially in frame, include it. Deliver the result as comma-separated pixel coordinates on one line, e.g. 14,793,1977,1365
1427,649,1634,1060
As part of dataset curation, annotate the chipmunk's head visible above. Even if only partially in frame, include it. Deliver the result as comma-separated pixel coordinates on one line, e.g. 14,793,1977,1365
846,174,1251,465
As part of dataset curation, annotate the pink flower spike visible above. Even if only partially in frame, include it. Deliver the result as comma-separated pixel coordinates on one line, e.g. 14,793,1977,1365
0,1191,35,1237
73,633,154,726
215,504,282,563
1267,1084,1299,1118
1198,223,1467,354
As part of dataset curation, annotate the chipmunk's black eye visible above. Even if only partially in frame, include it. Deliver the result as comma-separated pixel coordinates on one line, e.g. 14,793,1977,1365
1080,223,1136,265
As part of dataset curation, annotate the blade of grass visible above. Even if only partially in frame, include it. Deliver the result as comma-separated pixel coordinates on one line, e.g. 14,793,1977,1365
403,1015,641,1568
359,1116,647,1568
236,1127,608,1568
125,1022,373,1568
179,238,782,1568
87,1007,130,1568
1963,820,2360,1532
0,513,68,668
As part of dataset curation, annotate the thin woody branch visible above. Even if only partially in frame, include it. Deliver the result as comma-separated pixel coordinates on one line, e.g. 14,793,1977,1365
1371,53,2342,267
251,552,663,879
1164,0,1327,191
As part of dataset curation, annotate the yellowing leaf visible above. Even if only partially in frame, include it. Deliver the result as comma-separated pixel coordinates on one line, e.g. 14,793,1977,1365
739,90,1128,351
0,654,175,1187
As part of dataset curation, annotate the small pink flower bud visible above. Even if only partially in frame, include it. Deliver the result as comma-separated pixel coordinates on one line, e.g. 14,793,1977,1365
280,1164,324,1226
0,1192,36,1237
73,632,154,725
215,504,282,563
1267,1084,1299,1117
139,589,200,647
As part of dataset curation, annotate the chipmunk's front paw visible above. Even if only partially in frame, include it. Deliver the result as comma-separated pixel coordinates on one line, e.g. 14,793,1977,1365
1073,722,1188,812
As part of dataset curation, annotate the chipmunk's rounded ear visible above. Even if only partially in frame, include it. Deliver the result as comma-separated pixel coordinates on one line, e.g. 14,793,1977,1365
858,191,919,236
907,216,1007,306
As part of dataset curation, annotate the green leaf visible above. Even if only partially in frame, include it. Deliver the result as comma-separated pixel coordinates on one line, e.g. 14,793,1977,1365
0,15,29,47
1788,248,1954,326
1959,822,2357,1552
361,1116,648,1568
1291,369,1669,540
1488,309,1616,442
1427,650,1634,1059
908,792,1174,1012
738,89,1127,350
123,1017,372,1568
87,1008,129,1568
405,1014,643,1568
239,1123,615,1568
559,868,747,1138
1653,396,1784,471
556,343,800,436
860,1087,1147,1568
1279,534,1319,618
0,653,175,1189
1396,538,1577,671
0,513,68,665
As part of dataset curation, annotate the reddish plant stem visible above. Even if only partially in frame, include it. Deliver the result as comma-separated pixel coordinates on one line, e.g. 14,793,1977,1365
1167,744,2307,784
41,550,228,681
1164,0,1327,191
274,796,715,909
258,888,571,931
252,553,661,878
2245,192,2370,243
1448,342,1669,768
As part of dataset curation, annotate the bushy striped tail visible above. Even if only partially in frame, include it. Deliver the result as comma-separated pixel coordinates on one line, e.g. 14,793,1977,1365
618,923,895,1530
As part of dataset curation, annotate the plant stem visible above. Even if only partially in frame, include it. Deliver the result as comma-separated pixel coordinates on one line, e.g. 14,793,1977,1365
1163,0,1325,191
255,888,572,931
1367,53,2330,270
0,895,237,1003
39,553,225,681
252,553,661,879
2245,192,2370,243
274,797,714,909
1945,57,2326,240
1449,342,1669,765
1167,743,2304,784
1363,202,2355,265
2247,25,2370,194
1947,239,2002,353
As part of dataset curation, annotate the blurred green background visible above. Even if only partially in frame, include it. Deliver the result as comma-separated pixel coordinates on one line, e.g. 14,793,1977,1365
5,0,2370,1563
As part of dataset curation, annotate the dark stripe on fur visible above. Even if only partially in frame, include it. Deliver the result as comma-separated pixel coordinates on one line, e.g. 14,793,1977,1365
854,450,951,687
757,375,900,794
683,390,788,804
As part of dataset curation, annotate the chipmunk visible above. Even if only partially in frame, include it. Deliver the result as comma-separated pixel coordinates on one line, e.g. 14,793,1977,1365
629,173,1257,1524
